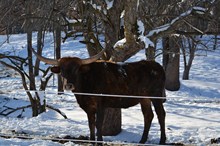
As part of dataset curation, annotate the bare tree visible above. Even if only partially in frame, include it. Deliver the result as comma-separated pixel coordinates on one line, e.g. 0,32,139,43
0,0,72,117
181,37,197,80
163,36,181,90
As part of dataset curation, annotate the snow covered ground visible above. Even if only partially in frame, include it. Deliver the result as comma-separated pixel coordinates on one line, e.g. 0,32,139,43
0,33,220,146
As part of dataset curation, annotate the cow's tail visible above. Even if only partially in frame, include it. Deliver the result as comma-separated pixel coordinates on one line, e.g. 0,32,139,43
162,88,166,103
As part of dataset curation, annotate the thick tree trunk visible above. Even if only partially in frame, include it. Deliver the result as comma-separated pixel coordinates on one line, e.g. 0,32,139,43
110,0,145,62
102,108,122,136
146,46,156,61
80,0,127,136
101,0,146,136
163,37,180,91
101,0,124,136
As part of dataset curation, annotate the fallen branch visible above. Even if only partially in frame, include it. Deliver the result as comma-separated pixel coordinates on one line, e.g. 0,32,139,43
0,105,31,117
0,104,67,119
0,133,89,145
46,104,68,119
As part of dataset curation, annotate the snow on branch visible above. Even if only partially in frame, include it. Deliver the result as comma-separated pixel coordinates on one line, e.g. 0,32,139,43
137,20,154,48
65,18,82,24
113,38,126,48
88,0,114,15
113,5,210,51
146,6,209,39
105,0,114,10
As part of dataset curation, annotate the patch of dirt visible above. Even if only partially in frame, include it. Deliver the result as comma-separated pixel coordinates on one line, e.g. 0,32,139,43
211,137,220,144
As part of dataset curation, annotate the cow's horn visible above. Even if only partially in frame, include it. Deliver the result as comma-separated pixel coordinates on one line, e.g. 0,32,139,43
31,48,58,65
81,48,106,64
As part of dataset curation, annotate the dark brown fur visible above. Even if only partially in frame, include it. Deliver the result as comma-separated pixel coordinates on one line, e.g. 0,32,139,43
51,58,166,144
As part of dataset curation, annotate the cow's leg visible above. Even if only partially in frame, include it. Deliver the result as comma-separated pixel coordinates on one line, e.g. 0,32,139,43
139,99,154,143
96,106,105,142
152,99,166,144
87,112,96,141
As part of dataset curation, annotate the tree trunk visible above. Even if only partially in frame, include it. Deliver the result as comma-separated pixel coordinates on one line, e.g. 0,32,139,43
146,46,156,61
183,65,190,80
110,0,145,62
54,24,63,94
162,37,169,69
101,0,146,136
27,31,39,117
163,36,180,91
101,0,124,136
102,108,122,136
27,30,35,91
25,0,39,117
34,29,43,76
213,35,217,50
182,37,196,80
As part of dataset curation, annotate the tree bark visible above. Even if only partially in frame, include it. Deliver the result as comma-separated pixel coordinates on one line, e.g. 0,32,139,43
163,36,180,91
146,46,156,61
183,66,190,80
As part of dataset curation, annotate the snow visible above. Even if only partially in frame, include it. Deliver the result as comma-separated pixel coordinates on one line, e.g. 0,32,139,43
192,7,207,14
146,24,170,38
0,33,220,145
105,0,114,10
88,0,114,15
137,0,140,9
66,18,82,24
137,20,145,35
137,20,155,48
114,20,155,49
139,36,155,48
113,38,126,48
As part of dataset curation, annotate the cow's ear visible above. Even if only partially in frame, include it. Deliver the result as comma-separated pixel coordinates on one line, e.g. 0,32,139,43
51,66,61,74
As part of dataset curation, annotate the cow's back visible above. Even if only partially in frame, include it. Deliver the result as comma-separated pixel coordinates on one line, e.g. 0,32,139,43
79,60,165,96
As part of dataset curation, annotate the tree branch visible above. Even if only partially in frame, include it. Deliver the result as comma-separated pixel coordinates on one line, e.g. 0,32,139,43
46,105,68,119
146,6,213,41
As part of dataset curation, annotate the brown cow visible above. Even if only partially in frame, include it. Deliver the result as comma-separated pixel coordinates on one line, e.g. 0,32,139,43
32,48,166,144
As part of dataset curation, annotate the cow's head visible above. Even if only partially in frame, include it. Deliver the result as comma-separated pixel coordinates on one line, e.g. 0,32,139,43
31,48,105,91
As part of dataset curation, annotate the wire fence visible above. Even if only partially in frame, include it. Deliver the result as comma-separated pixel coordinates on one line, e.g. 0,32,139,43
26,90,169,99
4,89,220,109
10,89,220,103
0,89,219,145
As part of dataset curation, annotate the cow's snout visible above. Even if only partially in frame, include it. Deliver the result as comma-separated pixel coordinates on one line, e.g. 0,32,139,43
64,83,75,91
